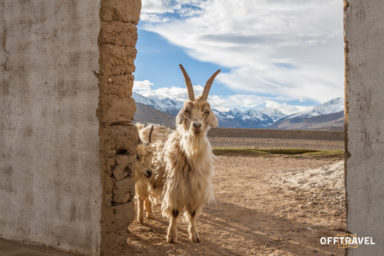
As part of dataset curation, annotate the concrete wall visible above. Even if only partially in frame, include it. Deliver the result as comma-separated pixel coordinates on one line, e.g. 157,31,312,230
0,1,101,255
345,0,384,255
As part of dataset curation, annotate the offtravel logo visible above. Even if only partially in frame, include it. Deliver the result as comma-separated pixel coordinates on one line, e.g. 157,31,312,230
320,234,375,248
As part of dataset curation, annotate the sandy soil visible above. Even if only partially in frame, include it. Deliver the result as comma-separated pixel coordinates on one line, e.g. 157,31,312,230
127,154,346,256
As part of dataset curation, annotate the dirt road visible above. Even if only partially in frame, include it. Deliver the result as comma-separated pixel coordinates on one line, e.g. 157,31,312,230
127,154,346,256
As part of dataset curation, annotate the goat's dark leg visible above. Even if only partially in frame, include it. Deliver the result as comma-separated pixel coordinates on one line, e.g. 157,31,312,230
137,197,144,224
187,209,200,242
166,209,179,243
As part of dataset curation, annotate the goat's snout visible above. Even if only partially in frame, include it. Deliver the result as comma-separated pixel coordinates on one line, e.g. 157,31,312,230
192,121,201,131
145,169,152,178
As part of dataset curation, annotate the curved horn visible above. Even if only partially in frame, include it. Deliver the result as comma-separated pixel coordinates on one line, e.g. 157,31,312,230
201,69,221,101
148,125,154,144
179,64,195,100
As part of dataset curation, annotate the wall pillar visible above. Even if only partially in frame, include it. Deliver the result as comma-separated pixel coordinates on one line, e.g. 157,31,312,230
98,0,141,255
345,0,384,255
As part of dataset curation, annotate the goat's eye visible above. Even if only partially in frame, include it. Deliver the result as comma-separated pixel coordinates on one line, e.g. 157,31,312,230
184,109,191,114
136,154,141,161
204,110,210,115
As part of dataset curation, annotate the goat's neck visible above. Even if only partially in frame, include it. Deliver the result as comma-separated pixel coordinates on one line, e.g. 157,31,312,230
179,130,209,160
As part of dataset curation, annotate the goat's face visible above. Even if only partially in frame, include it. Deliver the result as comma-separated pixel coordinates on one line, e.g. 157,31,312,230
135,144,153,178
176,98,218,136
177,64,220,137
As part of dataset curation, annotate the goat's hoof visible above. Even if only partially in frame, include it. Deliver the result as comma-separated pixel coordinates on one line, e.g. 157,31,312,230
137,218,144,224
190,234,200,243
167,235,176,243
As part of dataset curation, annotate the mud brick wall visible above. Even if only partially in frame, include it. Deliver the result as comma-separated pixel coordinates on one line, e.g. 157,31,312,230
98,0,141,255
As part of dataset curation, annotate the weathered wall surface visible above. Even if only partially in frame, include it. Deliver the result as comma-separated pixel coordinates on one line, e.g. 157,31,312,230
97,1,141,255
345,0,384,255
0,1,101,255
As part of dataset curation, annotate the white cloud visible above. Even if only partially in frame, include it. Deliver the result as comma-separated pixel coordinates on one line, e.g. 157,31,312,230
134,80,311,114
263,100,311,115
140,0,344,103
134,79,202,100
134,80,154,92
141,0,174,14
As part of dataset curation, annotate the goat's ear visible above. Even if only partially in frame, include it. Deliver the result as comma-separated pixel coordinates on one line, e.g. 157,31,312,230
208,113,218,128
176,111,184,125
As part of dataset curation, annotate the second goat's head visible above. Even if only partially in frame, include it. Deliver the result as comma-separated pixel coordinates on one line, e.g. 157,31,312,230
135,125,155,179
176,64,220,137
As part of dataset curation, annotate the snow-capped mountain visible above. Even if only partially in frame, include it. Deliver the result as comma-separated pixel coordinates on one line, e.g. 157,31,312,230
133,92,344,130
133,92,183,115
214,108,278,128
133,92,285,128
271,98,344,130
288,97,344,119
259,108,287,122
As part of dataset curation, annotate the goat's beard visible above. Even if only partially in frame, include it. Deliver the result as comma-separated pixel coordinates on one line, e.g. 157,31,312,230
179,127,206,157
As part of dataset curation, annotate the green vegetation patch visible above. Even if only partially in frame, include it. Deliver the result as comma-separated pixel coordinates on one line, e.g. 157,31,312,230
213,147,344,158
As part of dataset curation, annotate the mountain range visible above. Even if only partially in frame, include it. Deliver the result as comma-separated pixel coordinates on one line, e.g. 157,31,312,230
270,98,344,130
133,92,344,131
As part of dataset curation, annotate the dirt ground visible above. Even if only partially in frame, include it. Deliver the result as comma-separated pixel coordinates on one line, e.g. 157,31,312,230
1,154,345,256
0,238,80,256
126,154,346,256
209,137,343,150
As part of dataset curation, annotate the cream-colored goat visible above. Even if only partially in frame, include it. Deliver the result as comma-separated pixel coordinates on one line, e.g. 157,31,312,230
161,65,220,243
134,124,171,223
134,125,155,224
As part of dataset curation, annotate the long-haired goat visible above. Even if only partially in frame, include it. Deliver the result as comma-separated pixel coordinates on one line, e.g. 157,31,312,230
135,124,172,223
135,124,155,224
161,65,220,243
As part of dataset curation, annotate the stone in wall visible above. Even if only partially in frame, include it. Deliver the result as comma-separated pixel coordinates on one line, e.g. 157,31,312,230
99,22,138,47
99,45,136,75
111,155,135,181
99,74,134,98
101,0,141,23
99,96,136,125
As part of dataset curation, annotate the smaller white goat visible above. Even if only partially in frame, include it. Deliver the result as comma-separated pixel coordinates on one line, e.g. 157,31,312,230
134,125,155,223
134,124,172,223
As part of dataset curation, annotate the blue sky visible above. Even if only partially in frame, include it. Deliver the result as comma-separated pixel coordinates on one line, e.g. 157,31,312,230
134,30,232,97
134,0,344,114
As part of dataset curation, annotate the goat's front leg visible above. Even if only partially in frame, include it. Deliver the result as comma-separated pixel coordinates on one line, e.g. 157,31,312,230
137,198,144,224
166,210,179,243
144,198,154,219
187,210,200,242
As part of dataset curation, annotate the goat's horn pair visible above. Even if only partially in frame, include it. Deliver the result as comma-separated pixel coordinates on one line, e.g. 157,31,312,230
179,64,221,101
